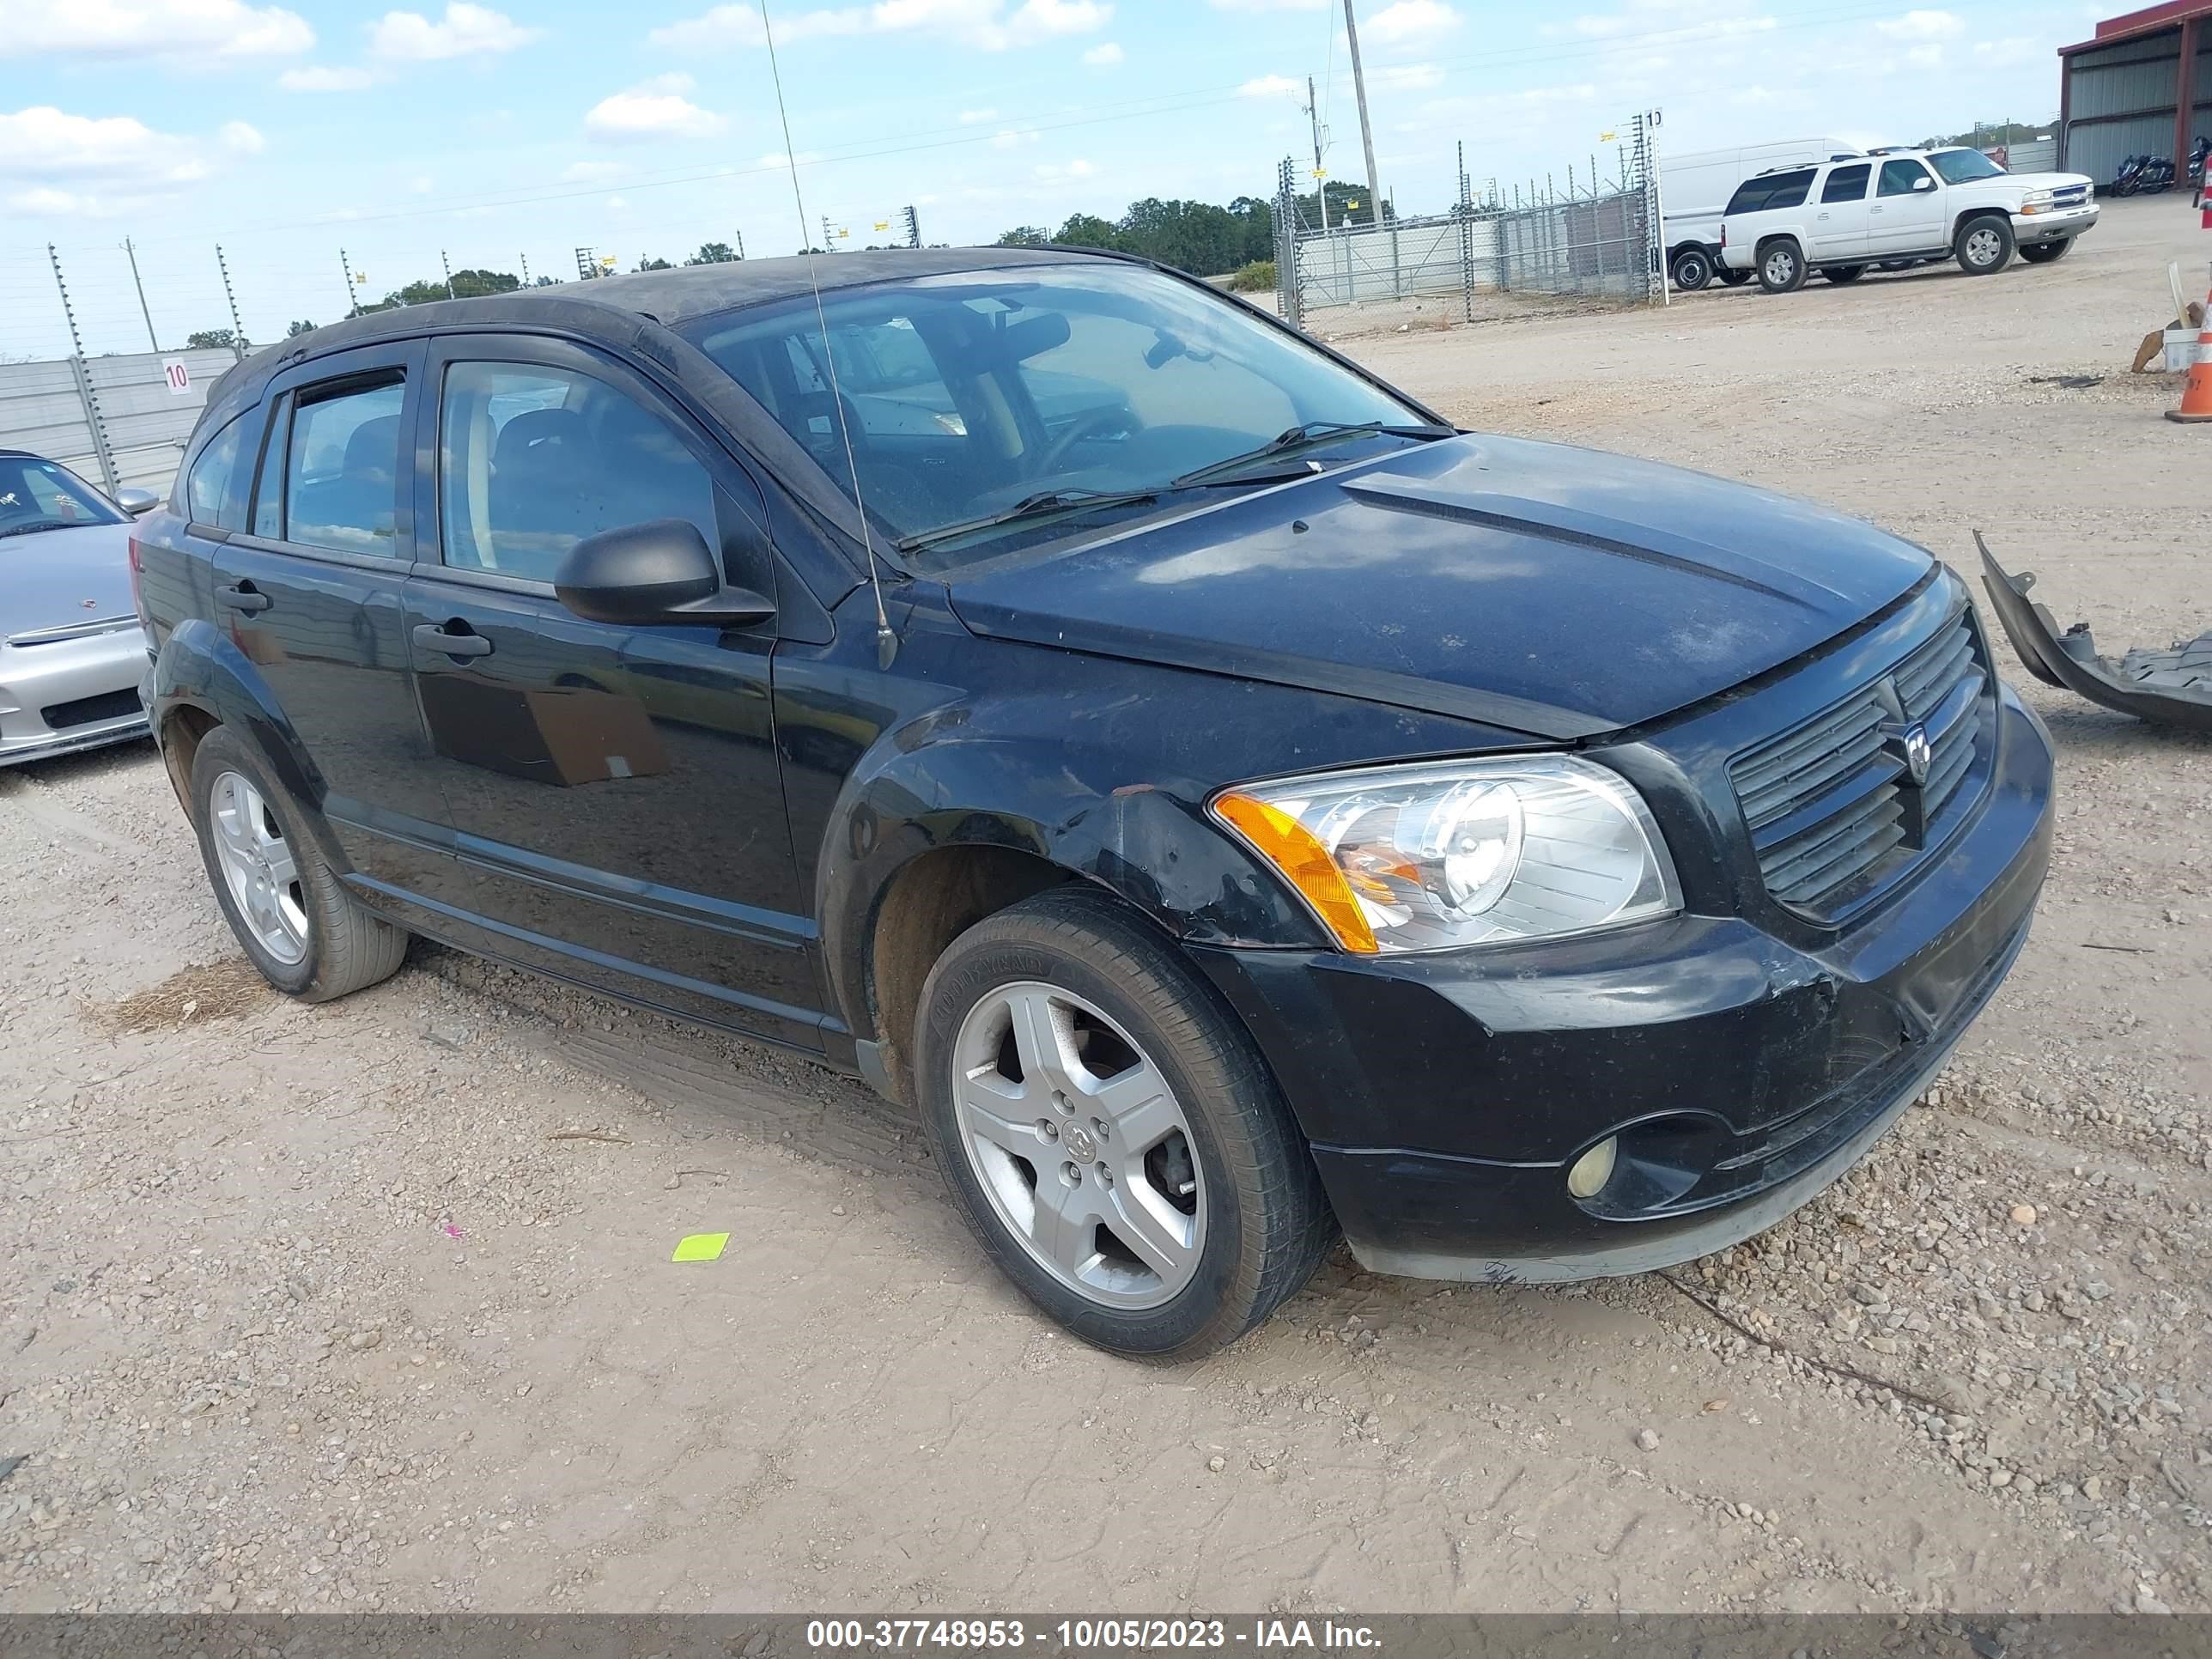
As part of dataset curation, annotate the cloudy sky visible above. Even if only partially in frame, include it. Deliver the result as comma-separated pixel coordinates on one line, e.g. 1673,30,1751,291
8,0,2089,355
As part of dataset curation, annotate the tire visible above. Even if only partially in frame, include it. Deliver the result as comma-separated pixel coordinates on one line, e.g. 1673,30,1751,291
1669,247,1713,292
1717,267,1753,287
915,886,1334,1360
1756,239,1807,294
1954,214,2015,276
190,725,408,1002
2020,240,2071,265
1821,264,1868,284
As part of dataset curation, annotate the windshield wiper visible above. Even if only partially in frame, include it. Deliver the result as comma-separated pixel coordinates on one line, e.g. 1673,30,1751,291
894,487,1159,554
0,520,67,540
1170,420,1455,489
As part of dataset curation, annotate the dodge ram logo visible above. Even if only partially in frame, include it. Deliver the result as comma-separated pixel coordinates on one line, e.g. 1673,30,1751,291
1899,724,1932,785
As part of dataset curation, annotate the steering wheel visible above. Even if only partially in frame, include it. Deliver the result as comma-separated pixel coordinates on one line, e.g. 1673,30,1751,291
1034,407,1128,477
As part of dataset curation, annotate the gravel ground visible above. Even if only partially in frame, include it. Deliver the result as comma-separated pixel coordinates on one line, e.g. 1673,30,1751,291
3,197,2209,1617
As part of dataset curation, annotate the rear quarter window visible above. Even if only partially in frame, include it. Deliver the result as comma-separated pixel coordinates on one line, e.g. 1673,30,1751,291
1760,169,1814,210
184,414,246,527
1726,170,1814,215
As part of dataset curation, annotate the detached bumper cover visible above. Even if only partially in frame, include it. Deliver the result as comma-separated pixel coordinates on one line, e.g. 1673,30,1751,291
1190,687,2053,1285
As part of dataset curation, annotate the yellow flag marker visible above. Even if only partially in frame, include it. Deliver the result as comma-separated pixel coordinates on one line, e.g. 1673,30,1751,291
671,1232,729,1262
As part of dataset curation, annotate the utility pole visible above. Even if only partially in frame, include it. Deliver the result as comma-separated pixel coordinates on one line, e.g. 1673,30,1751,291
340,248,360,317
215,244,248,360
901,205,921,248
821,214,836,252
440,249,456,299
520,252,532,285
1303,76,1330,234
1341,0,1382,229
50,245,122,496
733,228,746,260
123,238,160,354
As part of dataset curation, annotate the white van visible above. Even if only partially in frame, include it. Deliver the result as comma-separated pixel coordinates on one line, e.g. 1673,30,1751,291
1660,137,1860,291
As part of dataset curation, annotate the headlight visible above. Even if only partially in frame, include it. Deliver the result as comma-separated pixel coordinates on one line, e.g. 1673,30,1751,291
1212,756,1680,954
2020,189,2055,213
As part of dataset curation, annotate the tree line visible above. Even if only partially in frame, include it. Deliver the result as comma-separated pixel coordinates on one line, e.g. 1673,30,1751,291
994,184,1390,275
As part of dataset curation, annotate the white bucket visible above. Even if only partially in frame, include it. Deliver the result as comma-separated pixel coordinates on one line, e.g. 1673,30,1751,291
2166,327,2208,372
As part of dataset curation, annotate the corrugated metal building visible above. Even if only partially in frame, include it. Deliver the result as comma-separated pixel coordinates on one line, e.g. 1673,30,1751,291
2058,1,2212,184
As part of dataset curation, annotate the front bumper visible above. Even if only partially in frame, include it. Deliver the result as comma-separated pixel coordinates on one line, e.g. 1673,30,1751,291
0,623,153,768
1190,682,2054,1285
2012,203,2098,242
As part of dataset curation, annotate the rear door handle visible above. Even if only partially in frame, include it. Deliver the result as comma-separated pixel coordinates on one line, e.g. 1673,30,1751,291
412,623,493,659
215,582,271,614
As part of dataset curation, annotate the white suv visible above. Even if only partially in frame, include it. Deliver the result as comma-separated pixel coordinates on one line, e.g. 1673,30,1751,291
1718,148,2099,293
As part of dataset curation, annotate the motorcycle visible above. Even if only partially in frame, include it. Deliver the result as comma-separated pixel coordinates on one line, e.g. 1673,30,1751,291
2112,154,2148,196
2189,136,2210,206
2142,153,2177,195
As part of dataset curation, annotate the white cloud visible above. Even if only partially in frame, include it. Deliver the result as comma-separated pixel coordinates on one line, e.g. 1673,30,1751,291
370,3,538,60
1207,0,1325,9
651,0,1109,52
958,107,999,123
1875,8,1962,40
1972,35,2039,68
16,0,312,58
1238,74,1303,98
757,149,827,166
1081,40,1121,64
585,74,728,142
217,118,264,152
1034,157,1097,181
0,104,240,217
280,64,375,89
605,195,629,212
1905,41,1942,66
1364,0,1460,45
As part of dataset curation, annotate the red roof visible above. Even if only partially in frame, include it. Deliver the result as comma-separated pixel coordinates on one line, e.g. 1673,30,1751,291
2058,0,2212,53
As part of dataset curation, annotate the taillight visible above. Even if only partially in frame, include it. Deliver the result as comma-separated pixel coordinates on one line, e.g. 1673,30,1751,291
128,536,147,626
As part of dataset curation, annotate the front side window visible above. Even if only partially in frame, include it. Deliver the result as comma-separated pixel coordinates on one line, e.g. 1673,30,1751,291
1879,160,1935,197
0,454,124,538
1929,149,2006,185
185,415,245,526
283,380,404,556
690,263,1429,564
1821,163,1872,204
437,361,717,583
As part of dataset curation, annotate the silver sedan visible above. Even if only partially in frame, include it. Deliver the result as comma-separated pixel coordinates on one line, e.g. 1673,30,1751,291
0,449,160,768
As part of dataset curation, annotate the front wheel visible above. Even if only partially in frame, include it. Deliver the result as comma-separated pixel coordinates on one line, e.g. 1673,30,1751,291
1669,247,1713,292
2019,240,2071,265
190,725,409,1001
915,887,1334,1360
1955,215,2015,276
1756,240,1807,294
1821,264,1868,284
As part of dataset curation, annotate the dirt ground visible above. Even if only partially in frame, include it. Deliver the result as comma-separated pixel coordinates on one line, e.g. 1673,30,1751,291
4,197,2210,1618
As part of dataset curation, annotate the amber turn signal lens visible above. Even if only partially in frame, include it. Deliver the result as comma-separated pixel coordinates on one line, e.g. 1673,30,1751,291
1213,792,1379,954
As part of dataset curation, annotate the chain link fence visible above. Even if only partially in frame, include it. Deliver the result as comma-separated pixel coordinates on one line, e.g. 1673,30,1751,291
1275,116,1665,337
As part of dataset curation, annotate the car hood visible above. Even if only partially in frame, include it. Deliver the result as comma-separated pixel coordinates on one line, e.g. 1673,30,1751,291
945,434,1933,740
2,521,138,636
1992,171,2094,191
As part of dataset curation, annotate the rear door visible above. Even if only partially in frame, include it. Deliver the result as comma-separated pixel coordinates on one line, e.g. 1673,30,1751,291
395,333,820,1047
215,340,453,892
1868,158,1946,254
1808,161,1874,261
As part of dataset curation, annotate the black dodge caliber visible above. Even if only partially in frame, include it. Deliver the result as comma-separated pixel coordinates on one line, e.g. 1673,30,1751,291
135,248,2052,1358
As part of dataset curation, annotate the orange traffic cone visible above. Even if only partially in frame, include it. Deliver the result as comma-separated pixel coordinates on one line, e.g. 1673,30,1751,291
2172,302,2212,424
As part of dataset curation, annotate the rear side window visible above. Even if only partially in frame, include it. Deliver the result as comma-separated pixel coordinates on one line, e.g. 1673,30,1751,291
185,415,244,526
1821,164,1871,204
1726,168,1814,214
283,380,404,556
436,361,716,584
1879,160,1934,197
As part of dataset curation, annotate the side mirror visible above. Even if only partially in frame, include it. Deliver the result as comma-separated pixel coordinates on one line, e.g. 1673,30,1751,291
553,519,775,629
1912,176,1936,192
115,488,160,516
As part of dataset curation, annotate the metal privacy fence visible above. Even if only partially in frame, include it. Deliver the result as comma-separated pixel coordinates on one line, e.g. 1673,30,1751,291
1275,117,1666,334
0,348,237,499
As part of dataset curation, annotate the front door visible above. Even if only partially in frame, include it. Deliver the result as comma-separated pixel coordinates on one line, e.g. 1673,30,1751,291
1867,157,1945,255
396,335,819,1048
215,340,454,895
1808,161,1874,262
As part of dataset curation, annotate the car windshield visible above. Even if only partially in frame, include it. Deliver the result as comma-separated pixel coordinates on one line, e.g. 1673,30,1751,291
0,454,125,540
686,263,1436,565
1929,149,2006,185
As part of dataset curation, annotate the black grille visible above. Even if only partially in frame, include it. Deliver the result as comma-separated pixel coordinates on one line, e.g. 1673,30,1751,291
1729,615,1990,920
41,688,143,731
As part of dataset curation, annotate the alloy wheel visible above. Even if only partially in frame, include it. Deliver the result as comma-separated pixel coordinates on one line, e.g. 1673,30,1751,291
1764,249,1796,286
1965,227,2004,268
951,981,1205,1310
209,770,309,965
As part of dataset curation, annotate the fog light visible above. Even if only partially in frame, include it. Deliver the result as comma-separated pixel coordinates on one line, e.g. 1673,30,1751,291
1565,1136,1619,1200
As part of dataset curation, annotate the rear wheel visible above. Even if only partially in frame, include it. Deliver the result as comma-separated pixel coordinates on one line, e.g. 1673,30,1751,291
1756,240,1808,294
1821,264,1868,284
2019,240,2071,265
191,726,408,1001
915,887,1334,1360
1955,214,2015,276
1669,247,1713,292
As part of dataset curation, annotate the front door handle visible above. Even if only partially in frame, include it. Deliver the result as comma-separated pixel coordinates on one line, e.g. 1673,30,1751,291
216,582,271,614
412,623,493,659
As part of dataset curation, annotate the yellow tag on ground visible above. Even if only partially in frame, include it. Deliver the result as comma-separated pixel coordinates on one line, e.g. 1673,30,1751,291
671,1232,729,1262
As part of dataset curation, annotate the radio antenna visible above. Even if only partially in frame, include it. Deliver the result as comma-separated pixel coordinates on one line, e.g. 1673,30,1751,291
757,0,897,667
